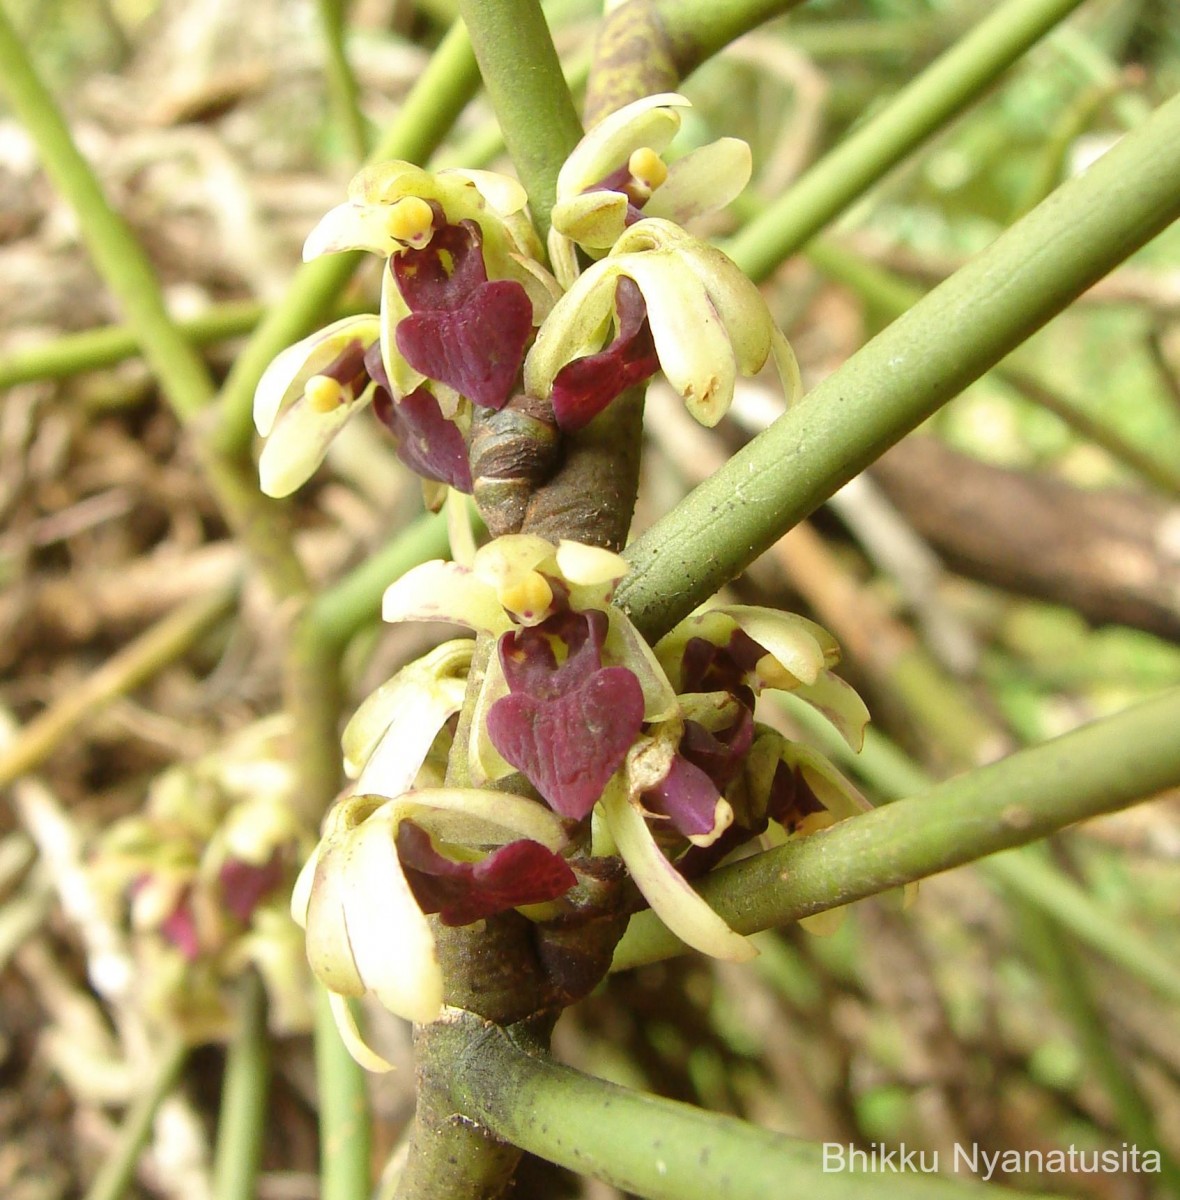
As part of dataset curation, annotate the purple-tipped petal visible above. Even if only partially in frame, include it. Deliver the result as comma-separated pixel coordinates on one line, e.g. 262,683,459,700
396,820,575,926
550,277,660,431
679,709,755,791
219,853,285,923
642,752,723,841
487,666,644,820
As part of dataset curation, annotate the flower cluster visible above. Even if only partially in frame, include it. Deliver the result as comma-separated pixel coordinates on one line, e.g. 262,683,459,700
253,93,799,510
295,537,868,1065
90,718,314,1042
256,93,861,1067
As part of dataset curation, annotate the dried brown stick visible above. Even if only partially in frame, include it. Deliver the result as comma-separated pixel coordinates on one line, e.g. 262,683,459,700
871,436,1180,641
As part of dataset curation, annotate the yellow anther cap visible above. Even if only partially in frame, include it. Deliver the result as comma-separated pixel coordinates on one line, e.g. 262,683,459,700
500,574,554,623
306,375,346,413
628,147,668,193
386,196,436,250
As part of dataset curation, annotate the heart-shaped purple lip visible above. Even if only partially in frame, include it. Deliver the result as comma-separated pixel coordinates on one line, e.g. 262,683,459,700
397,282,532,411
551,277,659,432
396,820,575,926
392,220,532,412
487,666,644,820
487,609,644,820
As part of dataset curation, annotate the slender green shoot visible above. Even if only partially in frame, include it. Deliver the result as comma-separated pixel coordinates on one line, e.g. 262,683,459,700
84,1039,188,1200
213,973,270,1200
0,4,215,421
315,986,372,1200
725,0,1089,282
317,0,369,161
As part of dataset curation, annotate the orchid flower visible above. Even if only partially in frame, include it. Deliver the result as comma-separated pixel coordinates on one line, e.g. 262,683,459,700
255,161,564,503
526,219,801,431
549,92,752,284
89,718,314,1040
291,786,573,1069
292,638,574,1066
380,535,766,964
252,315,381,498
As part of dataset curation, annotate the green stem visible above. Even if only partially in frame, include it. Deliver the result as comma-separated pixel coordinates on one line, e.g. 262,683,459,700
612,685,1180,972
84,1039,188,1200
315,987,372,1200
212,19,481,459
457,0,583,241
616,90,1180,641
0,3,215,421
439,1013,1048,1200
777,695,1180,1010
805,239,1180,495
652,0,808,77
0,300,263,389
213,973,269,1200
724,0,1088,283
317,0,369,161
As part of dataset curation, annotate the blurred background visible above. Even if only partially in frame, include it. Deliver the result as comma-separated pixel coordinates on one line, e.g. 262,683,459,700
1,1,1179,1197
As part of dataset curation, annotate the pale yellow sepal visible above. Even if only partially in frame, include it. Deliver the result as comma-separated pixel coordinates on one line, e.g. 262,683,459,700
600,780,756,963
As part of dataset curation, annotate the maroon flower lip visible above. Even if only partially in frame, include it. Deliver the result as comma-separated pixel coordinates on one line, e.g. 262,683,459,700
396,820,576,926
550,277,660,431
365,343,473,492
486,609,645,820
393,220,533,413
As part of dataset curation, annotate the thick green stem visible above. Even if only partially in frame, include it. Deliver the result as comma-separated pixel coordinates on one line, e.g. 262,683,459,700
724,0,1088,283
612,685,1180,971
0,3,215,421
653,0,807,77
314,987,372,1200
213,973,269,1200
617,90,1180,641
457,0,583,241
84,1039,188,1200
779,695,1180,1009
213,20,481,458
438,1012,1048,1200
805,239,1180,495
